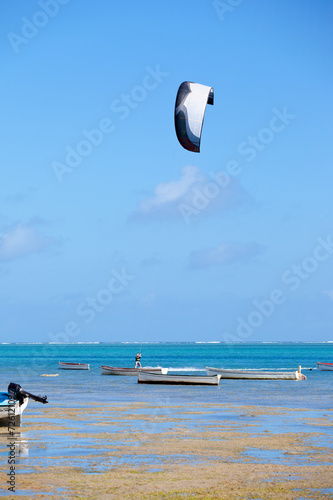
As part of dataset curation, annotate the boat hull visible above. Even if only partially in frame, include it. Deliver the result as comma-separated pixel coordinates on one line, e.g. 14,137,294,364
137,371,220,385
206,367,306,380
0,393,29,427
59,362,90,370
101,366,168,376
317,362,333,371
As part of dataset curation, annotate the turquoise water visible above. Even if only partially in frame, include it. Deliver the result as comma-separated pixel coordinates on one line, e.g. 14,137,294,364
0,342,332,409
0,342,332,479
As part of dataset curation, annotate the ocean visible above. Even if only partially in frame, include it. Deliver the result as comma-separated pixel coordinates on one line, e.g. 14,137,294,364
1,342,333,498
1,342,332,410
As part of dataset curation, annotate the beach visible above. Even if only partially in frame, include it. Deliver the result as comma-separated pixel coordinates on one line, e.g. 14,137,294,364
0,343,333,498
1,400,333,499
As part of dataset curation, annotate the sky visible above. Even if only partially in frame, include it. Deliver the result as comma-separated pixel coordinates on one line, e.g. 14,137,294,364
1,0,333,343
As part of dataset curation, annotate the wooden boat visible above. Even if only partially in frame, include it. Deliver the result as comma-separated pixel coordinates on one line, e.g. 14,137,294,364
316,362,333,371
101,365,168,376
59,362,90,370
0,383,48,427
206,366,306,380
137,371,220,385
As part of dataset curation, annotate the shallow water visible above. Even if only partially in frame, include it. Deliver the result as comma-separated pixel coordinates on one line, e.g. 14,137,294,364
1,398,332,472
1,342,332,483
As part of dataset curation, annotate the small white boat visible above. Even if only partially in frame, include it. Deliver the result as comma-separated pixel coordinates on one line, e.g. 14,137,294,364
0,393,28,427
137,371,220,385
206,366,306,380
101,366,168,376
59,362,90,370
316,362,333,371
0,383,48,427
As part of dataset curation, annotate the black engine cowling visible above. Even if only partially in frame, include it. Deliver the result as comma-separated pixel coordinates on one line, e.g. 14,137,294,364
8,383,48,404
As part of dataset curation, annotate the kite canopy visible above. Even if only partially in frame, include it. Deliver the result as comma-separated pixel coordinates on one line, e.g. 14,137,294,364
174,81,214,152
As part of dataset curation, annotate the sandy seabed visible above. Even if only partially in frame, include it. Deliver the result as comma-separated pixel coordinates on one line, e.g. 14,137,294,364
1,401,333,499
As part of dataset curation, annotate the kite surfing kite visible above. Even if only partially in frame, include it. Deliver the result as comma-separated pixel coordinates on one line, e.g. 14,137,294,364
174,81,214,152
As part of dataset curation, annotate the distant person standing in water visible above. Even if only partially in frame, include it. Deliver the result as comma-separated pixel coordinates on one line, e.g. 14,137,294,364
135,353,142,368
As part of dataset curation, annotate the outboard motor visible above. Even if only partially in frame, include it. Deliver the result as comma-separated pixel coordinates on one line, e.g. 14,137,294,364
8,383,48,404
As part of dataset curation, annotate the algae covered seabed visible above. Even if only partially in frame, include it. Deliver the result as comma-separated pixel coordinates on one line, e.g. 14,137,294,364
1,400,333,499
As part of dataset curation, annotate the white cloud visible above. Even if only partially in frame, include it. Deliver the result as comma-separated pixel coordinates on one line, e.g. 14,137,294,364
189,241,264,268
140,165,202,211
129,165,251,221
0,223,55,261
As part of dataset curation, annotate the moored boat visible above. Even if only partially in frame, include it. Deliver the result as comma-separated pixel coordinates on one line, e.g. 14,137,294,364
137,371,220,385
316,362,333,371
206,366,306,380
59,362,90,370
0,383,48,427
101,366,168,376
0,392,28,427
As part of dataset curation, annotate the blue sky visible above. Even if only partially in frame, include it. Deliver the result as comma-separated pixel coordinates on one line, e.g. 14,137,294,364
1,0,332,342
